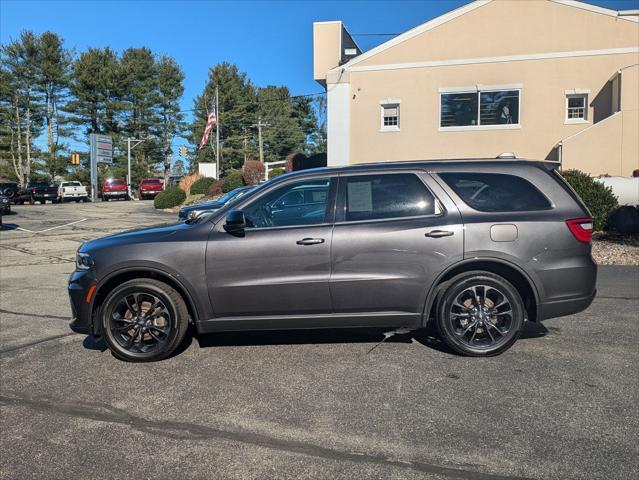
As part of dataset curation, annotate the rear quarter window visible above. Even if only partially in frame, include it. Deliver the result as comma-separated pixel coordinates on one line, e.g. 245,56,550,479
439,172,551,212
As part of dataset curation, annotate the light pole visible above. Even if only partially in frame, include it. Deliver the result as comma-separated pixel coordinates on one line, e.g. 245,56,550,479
127,137,144,199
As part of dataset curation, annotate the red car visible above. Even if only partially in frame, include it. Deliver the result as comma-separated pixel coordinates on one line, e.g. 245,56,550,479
139,178,164,200
100,178,129,201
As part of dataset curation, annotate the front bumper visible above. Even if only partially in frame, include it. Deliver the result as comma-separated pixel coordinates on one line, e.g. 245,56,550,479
68,269,97,335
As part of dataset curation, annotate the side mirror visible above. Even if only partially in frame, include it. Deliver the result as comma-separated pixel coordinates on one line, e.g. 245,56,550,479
223,210,246,235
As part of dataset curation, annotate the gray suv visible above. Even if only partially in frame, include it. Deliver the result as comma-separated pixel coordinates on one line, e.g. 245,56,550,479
69,160,597,361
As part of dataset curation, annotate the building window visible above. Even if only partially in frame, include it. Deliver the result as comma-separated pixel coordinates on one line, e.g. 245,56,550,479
380,102,400,131
440,88,520,129
566,94,588,122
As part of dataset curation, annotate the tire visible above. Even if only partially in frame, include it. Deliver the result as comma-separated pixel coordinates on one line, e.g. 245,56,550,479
436,271,525,357
101,279,189,362
4,189,15,199
29,197,34,205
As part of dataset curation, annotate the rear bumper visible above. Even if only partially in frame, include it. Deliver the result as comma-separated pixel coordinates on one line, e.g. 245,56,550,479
539,289,597,321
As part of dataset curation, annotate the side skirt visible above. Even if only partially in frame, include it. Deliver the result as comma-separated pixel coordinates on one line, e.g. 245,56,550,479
196,311,421,334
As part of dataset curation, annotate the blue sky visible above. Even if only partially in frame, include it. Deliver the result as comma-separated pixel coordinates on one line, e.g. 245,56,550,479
1,0,638,157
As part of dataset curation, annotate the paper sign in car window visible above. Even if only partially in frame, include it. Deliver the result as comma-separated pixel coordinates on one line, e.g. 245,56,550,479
347,181,373,212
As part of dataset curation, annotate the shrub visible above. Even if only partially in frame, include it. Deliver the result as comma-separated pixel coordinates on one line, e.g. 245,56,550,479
242,160,265,186
208,179,223,197
607,206,639,234
191,177,216,195
179,173,202,196
561,169,618,231
222,169,244,192
154,185,186,209
269,167,286,179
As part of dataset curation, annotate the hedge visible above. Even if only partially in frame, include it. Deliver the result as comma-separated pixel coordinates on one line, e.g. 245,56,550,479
561,169,618,231
222,169,244,193
154,185,186,209
191,177,216,195
269,167,286,179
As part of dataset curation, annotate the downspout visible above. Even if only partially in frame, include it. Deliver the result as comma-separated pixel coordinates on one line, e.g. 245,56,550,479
557,141,563,171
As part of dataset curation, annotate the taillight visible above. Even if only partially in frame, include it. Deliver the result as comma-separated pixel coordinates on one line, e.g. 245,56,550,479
63,188,66,193
32,188,36,194
566,218,593,243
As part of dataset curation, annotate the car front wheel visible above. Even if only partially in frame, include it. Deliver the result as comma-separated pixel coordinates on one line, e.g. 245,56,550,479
101,279,189,362
436,271,524,356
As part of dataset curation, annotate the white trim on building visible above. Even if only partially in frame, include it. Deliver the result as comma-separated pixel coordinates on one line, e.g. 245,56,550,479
347,47,639,73
327,83,350,166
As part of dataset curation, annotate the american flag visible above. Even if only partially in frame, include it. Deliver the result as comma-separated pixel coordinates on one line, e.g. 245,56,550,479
198,101,217,149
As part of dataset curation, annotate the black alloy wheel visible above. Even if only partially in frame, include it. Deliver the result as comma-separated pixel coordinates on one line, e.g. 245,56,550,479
436,271,524,356
102,279,189,362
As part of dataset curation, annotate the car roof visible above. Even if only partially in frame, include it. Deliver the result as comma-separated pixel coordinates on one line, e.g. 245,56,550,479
274,159,559,181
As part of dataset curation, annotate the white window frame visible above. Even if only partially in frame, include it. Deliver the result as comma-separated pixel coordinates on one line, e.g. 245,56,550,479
565,92,589,124
379,99,401,132
438,84,522,132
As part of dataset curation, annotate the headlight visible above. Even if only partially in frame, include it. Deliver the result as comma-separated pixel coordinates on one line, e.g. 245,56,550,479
76,253,94,270
188,210,201,220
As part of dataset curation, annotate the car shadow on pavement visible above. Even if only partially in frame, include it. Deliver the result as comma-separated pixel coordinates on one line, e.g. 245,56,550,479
82,336,108,352
196,328,415,349
0,222,19,231
83,322,549,359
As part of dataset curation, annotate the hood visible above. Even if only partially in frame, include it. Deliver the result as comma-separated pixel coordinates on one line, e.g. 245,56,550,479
80,222,192,253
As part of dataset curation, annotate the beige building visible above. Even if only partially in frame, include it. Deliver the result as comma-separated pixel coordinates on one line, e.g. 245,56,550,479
313,0,639,176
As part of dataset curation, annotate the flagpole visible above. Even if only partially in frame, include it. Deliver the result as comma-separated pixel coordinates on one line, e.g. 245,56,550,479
215,85,220,179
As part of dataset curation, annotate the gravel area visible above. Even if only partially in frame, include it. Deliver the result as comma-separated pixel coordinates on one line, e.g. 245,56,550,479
592,232,639,266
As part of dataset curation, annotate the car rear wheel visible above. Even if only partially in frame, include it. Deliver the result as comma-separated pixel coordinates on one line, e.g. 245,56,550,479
436,271,524,356
101,279,189,362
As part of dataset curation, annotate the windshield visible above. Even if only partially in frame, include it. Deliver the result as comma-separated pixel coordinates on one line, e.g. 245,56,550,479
63,182,81,187
106,179,125,185
143,179,162,184
218,188,248,204
196,185,263,222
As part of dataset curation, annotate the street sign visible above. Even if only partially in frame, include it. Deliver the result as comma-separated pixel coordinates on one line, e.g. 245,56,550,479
90,134,113,165
89,133,114,202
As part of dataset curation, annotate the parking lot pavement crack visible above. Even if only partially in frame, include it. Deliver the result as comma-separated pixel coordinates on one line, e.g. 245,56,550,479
0,392,534,480
1,244,74,264
0,308,71,321
0,333,76,355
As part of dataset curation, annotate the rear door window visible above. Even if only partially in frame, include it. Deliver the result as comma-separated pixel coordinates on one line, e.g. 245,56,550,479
340,173,437,222
439,172,551,212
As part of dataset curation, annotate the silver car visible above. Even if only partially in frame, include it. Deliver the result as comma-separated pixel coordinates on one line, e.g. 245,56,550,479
69,160,597,361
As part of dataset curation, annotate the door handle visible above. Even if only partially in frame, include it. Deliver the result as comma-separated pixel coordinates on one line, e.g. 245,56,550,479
424,230,454,238
296,238,325,246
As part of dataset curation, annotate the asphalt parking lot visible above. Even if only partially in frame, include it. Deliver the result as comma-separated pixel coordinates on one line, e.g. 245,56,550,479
1,201,638,480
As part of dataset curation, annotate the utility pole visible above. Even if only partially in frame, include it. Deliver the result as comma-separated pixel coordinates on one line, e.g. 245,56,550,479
252,116,270,164
127,137,144,199
215,85,220,179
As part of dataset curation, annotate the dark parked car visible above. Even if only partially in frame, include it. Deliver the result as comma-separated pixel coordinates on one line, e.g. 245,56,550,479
69,159,597,362
178,186,253,221
0,182,19,200
28,182,59,204
0,194,11,224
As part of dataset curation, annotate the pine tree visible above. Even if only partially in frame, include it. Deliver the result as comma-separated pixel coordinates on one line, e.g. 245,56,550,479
190,62,257,173
0,31,45,186
36,31,73,177
155,56,185,184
